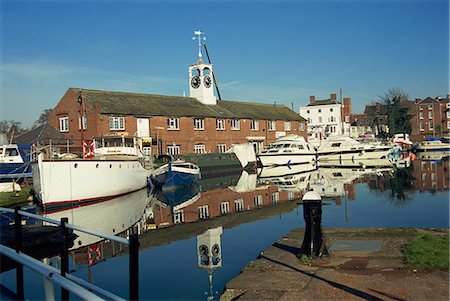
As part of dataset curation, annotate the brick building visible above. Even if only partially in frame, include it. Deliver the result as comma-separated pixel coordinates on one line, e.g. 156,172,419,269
47,49,306,155
407,96,450,141
349,102,389,138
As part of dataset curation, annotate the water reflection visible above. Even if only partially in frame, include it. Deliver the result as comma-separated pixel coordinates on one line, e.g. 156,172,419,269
12,157,447,300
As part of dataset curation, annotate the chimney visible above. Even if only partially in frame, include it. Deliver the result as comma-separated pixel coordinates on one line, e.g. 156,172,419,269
343,97,352,115
375,102,381,112
309,96,315,103
330,93,337,100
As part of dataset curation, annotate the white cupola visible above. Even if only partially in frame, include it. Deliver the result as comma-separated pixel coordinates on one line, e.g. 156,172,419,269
189,30,217,105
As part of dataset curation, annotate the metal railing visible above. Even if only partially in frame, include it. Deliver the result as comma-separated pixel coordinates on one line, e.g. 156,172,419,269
0,206,139,300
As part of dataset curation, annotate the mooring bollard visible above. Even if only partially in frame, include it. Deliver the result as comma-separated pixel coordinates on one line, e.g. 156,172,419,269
298,191,329,259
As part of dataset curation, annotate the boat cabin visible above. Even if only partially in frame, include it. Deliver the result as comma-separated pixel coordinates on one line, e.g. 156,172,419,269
0,144,24,164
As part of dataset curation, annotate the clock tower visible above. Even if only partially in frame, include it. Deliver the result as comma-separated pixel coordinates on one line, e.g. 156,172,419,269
189,31,217,105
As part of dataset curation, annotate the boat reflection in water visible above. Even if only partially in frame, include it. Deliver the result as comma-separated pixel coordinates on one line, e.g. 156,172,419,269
41,188,154,268
16,156,446,300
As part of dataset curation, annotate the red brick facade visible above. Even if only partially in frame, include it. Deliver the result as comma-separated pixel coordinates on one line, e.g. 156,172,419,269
48,89,308,155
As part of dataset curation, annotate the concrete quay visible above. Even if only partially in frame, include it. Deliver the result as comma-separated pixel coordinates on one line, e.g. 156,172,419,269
221,228,449,301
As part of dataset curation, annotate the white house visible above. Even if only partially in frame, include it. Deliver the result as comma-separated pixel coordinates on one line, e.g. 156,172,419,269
299,93,352,146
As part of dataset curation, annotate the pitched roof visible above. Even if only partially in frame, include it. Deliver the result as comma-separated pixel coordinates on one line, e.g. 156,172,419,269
14,123,67,145
305,99,340,107
73,88,305,121
364,103,388,115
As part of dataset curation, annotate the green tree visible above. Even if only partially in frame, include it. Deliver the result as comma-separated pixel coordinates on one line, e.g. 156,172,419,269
380,88,412,137
32,108,53,129
0,120,27,138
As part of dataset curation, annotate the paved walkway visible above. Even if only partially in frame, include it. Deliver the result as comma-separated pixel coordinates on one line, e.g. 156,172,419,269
221,228,449,301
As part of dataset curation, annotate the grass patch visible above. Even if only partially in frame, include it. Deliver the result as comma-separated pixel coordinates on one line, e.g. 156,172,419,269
0,187,32,207
403,233,449,271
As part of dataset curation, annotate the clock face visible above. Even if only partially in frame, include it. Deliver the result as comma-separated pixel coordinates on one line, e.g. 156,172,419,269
204,75,212,88
191,75,200,89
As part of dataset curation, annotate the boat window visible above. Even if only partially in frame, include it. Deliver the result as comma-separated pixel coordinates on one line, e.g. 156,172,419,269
331,143,341,148
105,138,123,147
5,148,19,156
283,149,293,153
124,138,134,147
268,150,279,153
296,145,304,149
332,172,343,177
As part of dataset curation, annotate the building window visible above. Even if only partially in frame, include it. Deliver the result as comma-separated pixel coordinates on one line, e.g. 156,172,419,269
419,106,423,110
330,108,333,112
306,110,310,114
267,120,276,131
231,119,240,130
250,120,259,131
109,116,125,130
234,198,244,212
220,202,230,215
194,144,206,154
217,144,227,153
429,122,434,130
167,145,180,156
300,123,305,131
318,117,322,123
428,105,432,110
216,119,225,130
318,109,322,113
447,111,450,118
254,195,263,207
198,205,209,219
284,121,291,131
428,111,433,119
167,118,179,130
330,116,336,122
288,192,295,200
174,209,184,223
345,116,350,122
419,122,425,131
194,118,204,130
419,112,424,119
79,113,87,130
447,121,450,129
271,192,279,203
59,116,69,132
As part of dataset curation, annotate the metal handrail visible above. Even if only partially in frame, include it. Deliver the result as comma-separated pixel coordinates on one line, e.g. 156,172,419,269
0,206,139,300
0,244,113,301
0,207,129,245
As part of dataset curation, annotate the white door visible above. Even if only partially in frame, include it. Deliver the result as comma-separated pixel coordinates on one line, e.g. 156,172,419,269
137,118,150,137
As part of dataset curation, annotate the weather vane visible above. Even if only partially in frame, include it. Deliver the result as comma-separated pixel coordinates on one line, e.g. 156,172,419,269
192,30,206,59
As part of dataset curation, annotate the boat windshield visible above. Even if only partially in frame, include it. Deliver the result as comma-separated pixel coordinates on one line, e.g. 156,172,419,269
5,148,19,157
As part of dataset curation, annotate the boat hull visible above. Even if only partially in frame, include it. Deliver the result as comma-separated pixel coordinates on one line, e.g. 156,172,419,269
0,163,32,179
257,153,316,167
318,147,391,161
32,156,153,212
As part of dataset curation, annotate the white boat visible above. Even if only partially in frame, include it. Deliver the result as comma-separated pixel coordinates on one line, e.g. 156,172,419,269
0,143,32,179
32,136,154,212
153,160,201,188
317,135,393,161
257,135,316,167
415,150,450,162
416,137,450,152
257,163,316,193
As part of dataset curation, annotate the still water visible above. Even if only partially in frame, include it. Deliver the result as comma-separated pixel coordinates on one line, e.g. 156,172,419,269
2,157,449,300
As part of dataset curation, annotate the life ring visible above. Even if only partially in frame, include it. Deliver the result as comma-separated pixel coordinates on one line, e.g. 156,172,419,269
83,140,95,158
88,244,101,265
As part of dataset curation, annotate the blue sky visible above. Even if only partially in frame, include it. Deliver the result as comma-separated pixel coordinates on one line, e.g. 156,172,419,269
1,0,448,127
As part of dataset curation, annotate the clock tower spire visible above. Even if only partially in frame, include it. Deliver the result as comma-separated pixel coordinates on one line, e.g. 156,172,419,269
189,30,217,105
